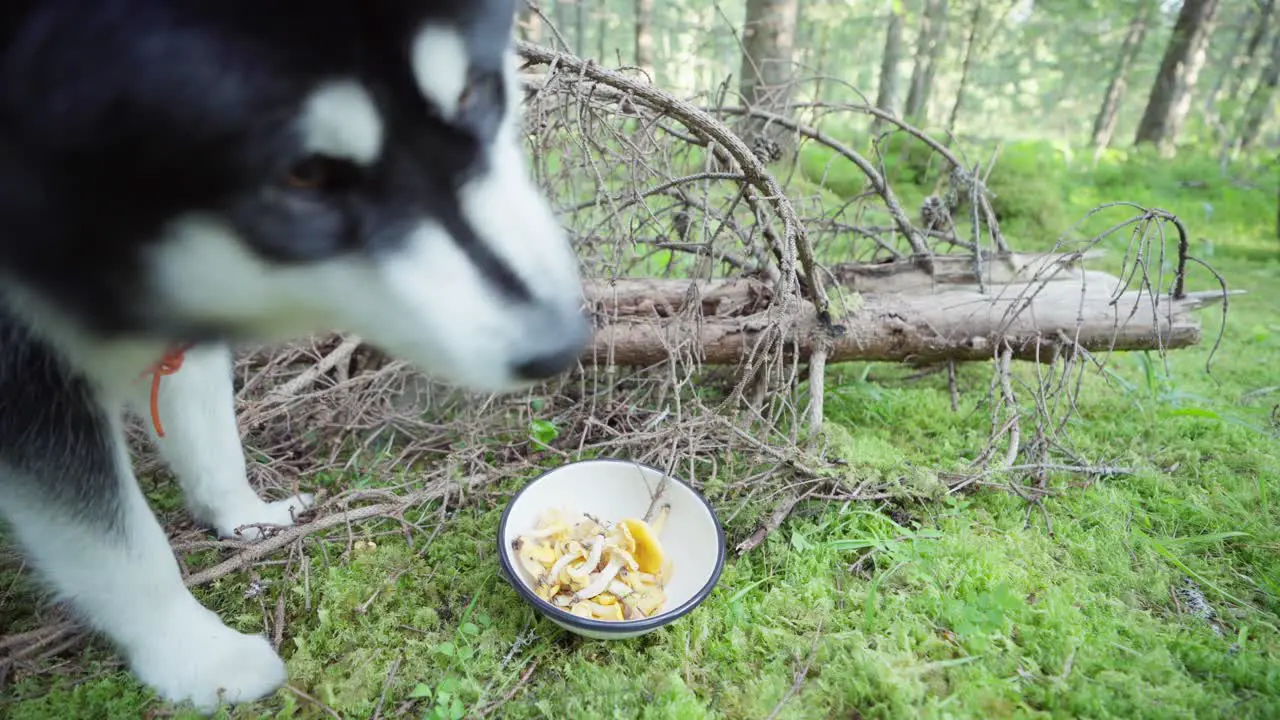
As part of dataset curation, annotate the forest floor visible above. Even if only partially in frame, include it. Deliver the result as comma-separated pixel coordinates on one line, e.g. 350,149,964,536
3,141,1278,719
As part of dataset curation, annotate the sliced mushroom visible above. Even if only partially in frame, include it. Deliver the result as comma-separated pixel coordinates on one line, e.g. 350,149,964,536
534,582,560,601
589,601,624,621
608,521,636,555
572,555,625,601
513,538,548,582
524,521,570,540
515,509,675,622
548,546,582,580
604,545,640,572
566,534,604,579
625,586,667,617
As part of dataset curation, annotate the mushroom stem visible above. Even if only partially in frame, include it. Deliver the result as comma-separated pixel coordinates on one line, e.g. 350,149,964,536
649,503,671,536
572,556,624,601
567,534,604,579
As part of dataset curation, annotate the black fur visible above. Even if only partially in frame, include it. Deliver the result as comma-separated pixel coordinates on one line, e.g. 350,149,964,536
0,0,525,341
0,301,122,526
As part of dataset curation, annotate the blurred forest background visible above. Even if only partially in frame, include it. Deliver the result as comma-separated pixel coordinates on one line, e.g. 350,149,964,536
516,0,1279,165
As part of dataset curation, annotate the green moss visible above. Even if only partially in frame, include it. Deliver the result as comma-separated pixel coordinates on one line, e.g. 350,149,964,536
982,140,1071,242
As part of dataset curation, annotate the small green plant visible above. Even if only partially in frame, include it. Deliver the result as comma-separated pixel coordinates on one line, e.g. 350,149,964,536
529,418,559,448
407,677,468,720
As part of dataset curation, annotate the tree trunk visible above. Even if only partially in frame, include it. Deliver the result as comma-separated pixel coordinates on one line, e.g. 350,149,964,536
738,0,801,112
1091,2,1153,149
1134,0,1223,152
871,1,906,132
574,0,585,55
554,0,569,42
811,19,835,103
517,1,543,44
944,1,984,138
581,268,1218,367
1203,2,1258,111
737,0,802,152
596,4,606,62
1236,30,1280,149
635,0,655,80
1223,0,1276,109
904,0,950,123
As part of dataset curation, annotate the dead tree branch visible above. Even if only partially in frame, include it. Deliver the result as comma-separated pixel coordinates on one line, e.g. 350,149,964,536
582,273,1224,367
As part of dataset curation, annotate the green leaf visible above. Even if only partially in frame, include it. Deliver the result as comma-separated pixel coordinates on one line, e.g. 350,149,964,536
461,622,480,635
435,641,456,657
530,419,559,446
408,683,433,699
727,578,770,605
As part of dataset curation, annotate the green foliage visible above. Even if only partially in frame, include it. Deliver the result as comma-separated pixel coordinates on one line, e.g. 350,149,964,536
871,131,947,190
529,418,560,448
980,140,1072,241
1075,146,1278,261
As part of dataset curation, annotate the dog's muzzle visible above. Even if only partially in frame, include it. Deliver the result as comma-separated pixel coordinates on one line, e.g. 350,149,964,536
511,301,591,381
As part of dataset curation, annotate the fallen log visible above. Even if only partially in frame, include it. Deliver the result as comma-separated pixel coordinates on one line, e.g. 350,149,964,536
580,272,1229,366
827,250,1107,293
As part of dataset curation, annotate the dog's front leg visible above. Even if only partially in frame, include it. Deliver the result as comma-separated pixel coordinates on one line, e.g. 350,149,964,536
0,415,288,713
133,343,314,540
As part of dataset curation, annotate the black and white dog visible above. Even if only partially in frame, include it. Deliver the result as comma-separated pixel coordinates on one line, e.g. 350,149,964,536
0,0,588,712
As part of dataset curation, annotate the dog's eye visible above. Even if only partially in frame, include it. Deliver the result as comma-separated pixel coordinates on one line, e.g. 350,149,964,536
282,155,360,193
458,73,498,116
458,84,476,114
285,156,328,189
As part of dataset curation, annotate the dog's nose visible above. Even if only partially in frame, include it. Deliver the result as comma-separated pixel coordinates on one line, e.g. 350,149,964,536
515,345,582,380
513,308,591,381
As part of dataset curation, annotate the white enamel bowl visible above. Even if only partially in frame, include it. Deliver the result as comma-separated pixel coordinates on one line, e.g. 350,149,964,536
497,458,726,639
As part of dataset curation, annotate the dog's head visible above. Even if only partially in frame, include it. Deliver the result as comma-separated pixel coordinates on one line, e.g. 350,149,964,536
0,0,589,392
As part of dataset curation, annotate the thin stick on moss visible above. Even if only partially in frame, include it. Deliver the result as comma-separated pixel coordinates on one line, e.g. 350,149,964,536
183,475,489,589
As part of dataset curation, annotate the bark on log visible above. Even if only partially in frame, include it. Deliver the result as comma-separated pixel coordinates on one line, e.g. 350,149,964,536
581,272,1226,367
828,250,1105,293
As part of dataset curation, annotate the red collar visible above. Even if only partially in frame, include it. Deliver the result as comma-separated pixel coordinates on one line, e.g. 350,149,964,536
143,344,193,437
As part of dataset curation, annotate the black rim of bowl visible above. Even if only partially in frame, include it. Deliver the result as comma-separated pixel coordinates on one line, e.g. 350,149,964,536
496,457,726,634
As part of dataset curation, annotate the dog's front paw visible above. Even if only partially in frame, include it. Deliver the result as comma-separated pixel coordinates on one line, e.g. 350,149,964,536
129,602,287,714
214,493,315,540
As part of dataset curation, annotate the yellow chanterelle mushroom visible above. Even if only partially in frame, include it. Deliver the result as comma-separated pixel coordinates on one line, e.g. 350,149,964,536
619,518,665,574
